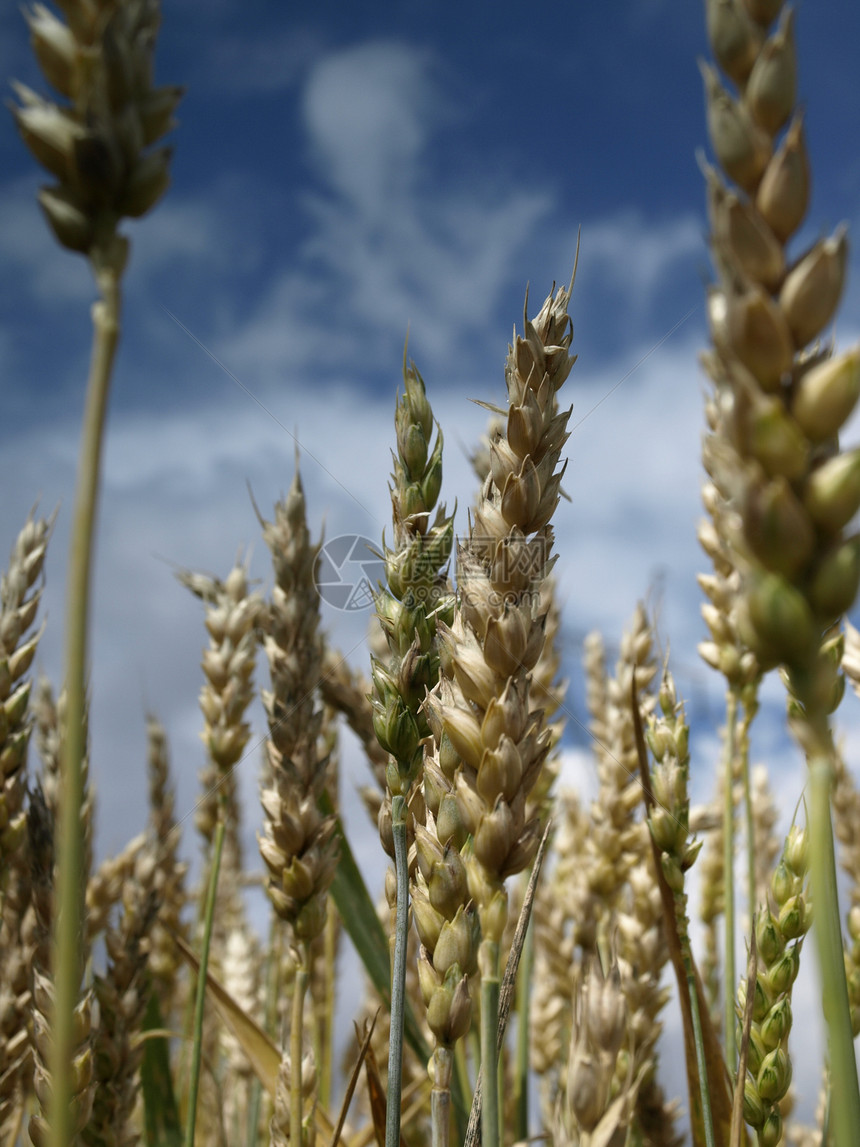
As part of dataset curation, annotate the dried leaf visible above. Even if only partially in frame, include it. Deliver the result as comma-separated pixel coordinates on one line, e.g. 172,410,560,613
363,1038,394,1147
169,928,335,1138
330,1013,378,1147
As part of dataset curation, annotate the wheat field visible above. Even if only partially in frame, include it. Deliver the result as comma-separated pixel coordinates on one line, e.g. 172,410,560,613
2,2,860,1146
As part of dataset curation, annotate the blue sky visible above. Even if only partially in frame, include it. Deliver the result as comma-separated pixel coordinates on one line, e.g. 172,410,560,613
2,0,860,1118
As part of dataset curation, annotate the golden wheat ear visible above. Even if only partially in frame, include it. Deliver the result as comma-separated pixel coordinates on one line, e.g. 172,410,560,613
0,510,55,1137
0,511,54,895
144,714,188,1023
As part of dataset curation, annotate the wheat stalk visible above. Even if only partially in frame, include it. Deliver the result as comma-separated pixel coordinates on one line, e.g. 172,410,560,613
424,279,575,1147
700,2,860,1136
12,3,179,1138
256,465,338,1147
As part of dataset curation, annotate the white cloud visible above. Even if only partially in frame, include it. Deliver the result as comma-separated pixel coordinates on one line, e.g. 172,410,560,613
574,208,703,315
207,37,556,378
302,41,435,216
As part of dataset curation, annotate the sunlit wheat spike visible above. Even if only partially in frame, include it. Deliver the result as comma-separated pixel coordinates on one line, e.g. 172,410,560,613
735,824,811,1144
0,511,53,1136
178,557,263,857
27,785,94,1147
258,465,337,942
144,713,188,1018
701,0,856,693
83,842,159,1147
0,510,53,898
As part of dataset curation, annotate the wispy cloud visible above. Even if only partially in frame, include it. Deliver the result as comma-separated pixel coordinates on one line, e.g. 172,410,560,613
576,209,702,303
302,41,437,215
220,39,555,381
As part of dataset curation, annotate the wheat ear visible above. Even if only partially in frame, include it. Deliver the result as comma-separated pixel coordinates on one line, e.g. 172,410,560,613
425,278,575,1147
26,785,93,1147
0,511,53,1139
645,672,712,1145
369,354,456,1147
701,2,860,1133
83,842,159,1147
178,560,262,858
736,824,810,1147
0,512,53,901
144,714,188,1021
257,466,337,1147
552,954,644,1147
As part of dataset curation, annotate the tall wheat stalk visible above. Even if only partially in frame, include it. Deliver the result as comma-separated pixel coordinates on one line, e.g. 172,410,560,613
12,3,179,1142
701,0,860,1141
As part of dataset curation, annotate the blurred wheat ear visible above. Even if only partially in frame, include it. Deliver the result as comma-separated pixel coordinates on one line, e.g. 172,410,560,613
701,0,860,1141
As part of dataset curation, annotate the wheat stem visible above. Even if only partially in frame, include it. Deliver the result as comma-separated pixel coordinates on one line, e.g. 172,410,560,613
740,705,757,929
480,939,500,1147
291,948,310,1147
809,756,860,1147
51,265,120,1147
431,1046,453,1147
320,902,338,1111
386,794,409,1147
184,805,226,1147
454,1040,472,1109
685,950,716,1147
513,904,534,1142
722,687,738,1072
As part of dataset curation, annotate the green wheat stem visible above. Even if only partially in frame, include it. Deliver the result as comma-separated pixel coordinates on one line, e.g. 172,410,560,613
685,952,716,1147
676,889,715,1147
454,1037,472,1104
496,1044,504,1140
740,707,756,937
177,839,220,1103
291,948,310,1147
51,265,121,1147
431,1046,453,1147
184,807,226,1147
468,1026,481,1076
723,687,737,1073
513,903,534,1143
386,793,409,1147
743,738,752,926
319,903,338,1111
809,755,860,1147
480,939,501,1147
